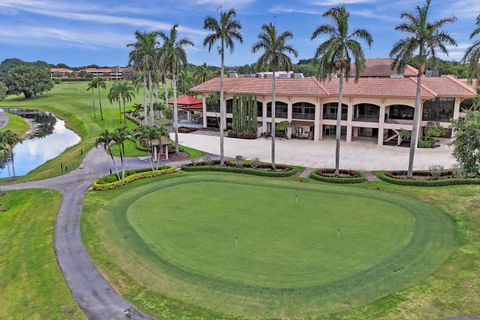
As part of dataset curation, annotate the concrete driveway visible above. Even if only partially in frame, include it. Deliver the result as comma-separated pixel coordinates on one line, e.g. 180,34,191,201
176,133,457,171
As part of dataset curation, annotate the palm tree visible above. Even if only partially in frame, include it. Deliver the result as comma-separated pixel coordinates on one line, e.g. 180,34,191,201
158,24,194,154
108,81,122,123
128,31,158,122
96,77,106,120
87,78,98,119
252,23,298,170
96,129,120,180
178,70,194,95
195,63,214,84
134,125,169,170
112,127,131,179
2,130,20,177
311,6,373,176
390,0,456,178
117,81,136,127
463,14,480,88
203,8,243,165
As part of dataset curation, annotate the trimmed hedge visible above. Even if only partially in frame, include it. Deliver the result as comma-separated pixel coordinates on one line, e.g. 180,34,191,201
310,169,366,184
374,171,480,187
92,166,176,190
181,161,298,177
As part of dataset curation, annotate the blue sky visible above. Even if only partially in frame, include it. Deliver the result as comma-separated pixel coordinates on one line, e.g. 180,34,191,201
0,0,478,67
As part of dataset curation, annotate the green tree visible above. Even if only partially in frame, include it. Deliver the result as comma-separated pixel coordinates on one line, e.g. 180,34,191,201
108,81,123,123
177,70,194,95
112,127,131,179
87,78,98,119
463,14,480,88
390,0,456,177
252,23,298,170
118,81,136,127
3,65,53,99
311,6,372,176
2,130,21,177
134,125,169,170
128,31,158,121
0,82,7,101
158,24,194,155
95,130,120,180
96,77,106,120
452,110,480,175
203,8,243,165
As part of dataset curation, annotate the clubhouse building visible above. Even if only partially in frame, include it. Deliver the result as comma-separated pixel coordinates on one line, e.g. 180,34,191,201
191,59,476,146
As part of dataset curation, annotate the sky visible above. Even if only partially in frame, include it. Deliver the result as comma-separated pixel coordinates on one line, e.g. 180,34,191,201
0,0,478,67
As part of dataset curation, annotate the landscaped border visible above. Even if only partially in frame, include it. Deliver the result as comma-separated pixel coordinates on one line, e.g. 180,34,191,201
374,171,480,187
310,169,366,183
181,161,301,177
92,166,176,190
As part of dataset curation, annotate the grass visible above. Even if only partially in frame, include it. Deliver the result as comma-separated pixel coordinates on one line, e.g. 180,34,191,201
81,173,461,319
0,81,143,181
0,189,84,319
1,112,29,137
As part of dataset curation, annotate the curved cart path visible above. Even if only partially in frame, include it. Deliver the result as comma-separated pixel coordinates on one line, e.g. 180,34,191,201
1,147,197,320
0,147,477,320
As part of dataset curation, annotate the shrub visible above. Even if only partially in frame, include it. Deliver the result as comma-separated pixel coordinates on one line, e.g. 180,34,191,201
203,155,214,166
418,139,433,148
429,164,444,179
181,161,297,177
424,121,446,138
235,155,246,168
228,130,257,139
251,157,261,169
310,169,366,184
92,166,176,191
374,170,480,187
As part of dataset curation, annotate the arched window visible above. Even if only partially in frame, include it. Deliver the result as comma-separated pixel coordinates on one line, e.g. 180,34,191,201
353,103,380,122
323,103,348,120
292,102,315,120
267,101,288,118
388,105,414,120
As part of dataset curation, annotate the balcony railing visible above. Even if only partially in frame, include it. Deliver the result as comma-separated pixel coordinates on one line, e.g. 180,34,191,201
292,112,315,120
267,111,288,118
323,113,347,120
353,115,379,122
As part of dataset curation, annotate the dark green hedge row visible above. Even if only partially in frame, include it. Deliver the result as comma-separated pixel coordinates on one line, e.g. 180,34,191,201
310,169,366,184
92,166,176,190
374,171,480,187
181,163,298,177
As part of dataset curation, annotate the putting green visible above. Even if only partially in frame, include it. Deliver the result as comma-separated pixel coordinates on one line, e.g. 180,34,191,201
83,174,454,318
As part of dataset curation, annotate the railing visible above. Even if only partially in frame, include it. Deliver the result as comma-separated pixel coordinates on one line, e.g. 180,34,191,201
267,111,288,118
207,105,220,112
323,113,347,120
292,112,315,120
353,115,379,122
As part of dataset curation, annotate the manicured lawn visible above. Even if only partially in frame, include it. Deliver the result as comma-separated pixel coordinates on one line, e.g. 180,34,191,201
81,173,461,319
0,189,84,319
0,81,143,181
0,112,29,137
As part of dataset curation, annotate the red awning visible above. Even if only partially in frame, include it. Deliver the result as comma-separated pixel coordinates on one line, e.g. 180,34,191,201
168,96,203,106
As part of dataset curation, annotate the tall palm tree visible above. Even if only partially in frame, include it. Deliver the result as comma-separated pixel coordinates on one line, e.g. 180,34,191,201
112,127,131,179
134,125,169,170
463,14,480,88
96,77,106,120
158,24,194,154
195,63,214,84
117,81,136,127
311,6,373,176
252,23,298,170
128,31,158,122
108,81,122,123
390,0,456,177
177,70,195,95
96,129,120,180
203,8,243,165
87,78,98,119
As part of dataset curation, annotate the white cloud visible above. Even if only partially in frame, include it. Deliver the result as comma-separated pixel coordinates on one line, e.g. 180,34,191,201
444,0,480,19
270,6,395,21
312,0,376,6
270,7,323,15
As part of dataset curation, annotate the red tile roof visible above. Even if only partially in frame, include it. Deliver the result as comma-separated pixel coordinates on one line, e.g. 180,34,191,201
168,95,203,105
192,74,476,99
349,58,418,77
50,68,73,73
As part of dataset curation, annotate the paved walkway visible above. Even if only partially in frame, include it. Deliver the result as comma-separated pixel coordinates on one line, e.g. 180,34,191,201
0,112,8,129
175,133,457,171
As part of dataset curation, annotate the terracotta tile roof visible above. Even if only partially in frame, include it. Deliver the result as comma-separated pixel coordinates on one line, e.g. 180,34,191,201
192,74,476,99
168,95,203,105
50,68,73,73
349,58,418,77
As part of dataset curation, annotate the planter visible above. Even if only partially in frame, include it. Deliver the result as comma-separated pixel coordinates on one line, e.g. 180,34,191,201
181,160,298,177
375,170,480,187
92,166,176,191
310,169,366,184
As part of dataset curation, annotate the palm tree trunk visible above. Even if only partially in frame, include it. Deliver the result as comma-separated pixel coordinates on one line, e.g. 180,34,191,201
148,72,154,119
271,70,276,170
118,100,122,123
98,87,104,120
4,151,11,178
11,151,15,177
92,91,96,119
173,73,180,155
408,72,423,178
143,73,147,124
335,71,344,176
109,152,121,180
123,98,127,127
119,145,125,180
164,81,169,120
219,41,225,165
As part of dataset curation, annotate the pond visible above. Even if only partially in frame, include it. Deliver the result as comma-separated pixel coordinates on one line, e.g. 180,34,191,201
0,108,81,178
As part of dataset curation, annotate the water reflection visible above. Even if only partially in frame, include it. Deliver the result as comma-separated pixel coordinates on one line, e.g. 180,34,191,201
0,108,81,178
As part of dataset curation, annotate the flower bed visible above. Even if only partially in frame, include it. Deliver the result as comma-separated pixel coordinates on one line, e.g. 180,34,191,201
92,166,176,191
374,170,480,187
310,169,366,184
228,130,257,139
178,127,197,133
181,160,298,177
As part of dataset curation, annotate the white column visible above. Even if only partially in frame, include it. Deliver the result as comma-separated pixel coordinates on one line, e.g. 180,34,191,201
202,95,207,128
346,103,354,142
453,98,461,120
222,97,227,129
262,100,267,134
319,102,324,139
287,101,293,123
378,104,386,145
314,100,321,140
